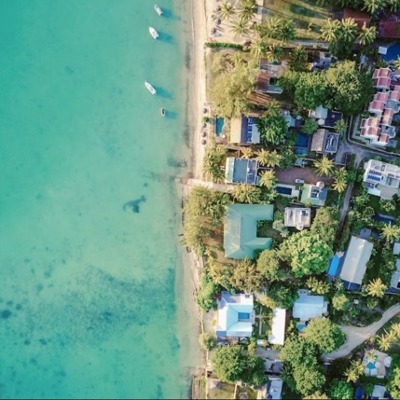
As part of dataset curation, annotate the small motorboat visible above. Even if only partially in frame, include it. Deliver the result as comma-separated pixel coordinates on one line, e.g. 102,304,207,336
149,26,159,39
154,4,163,16
145,81,157,95
161,108,166,117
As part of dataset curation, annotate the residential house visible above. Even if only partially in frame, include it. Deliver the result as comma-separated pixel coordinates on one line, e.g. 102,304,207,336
371,385,389,400
258,378,283,400
362,68,400,146
327,252,345,278
300,182,328,206
225,157,259,185
390,242,400,291
223,204,273,259
340,236,373,290
378,17,400,39
284,207,311,230
363,159,400,199
341,8,370,28
268,308,286,346
308,105,343,128
229,115,261,145
216,292,255,338
293,290,328,321
310,128,339,154
257,61,286,94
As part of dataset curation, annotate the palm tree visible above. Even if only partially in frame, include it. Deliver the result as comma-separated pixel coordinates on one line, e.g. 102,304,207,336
264,99,281,119
344,360,364,383
240,146,253,159
333,168,348,193
232,184,261,203
366,278,387,298
256,149,281,167
394,56,400,70
263,16,283,39
378,333,393,351
381,224,400,243
259,170,277,190
358,23,377,46
238,0,255,24
334,119,347,134
314,155,335,176
250,38,267,60
264,44,283,63
387,0,400,12
218,1,236,21
289,46,308,71
231,18,250,37
279,20,296,42
391,323,400,338
339,18,358,43
320,19,341,43
363,0,386,14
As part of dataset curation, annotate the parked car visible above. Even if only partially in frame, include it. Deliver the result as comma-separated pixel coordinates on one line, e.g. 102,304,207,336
295,178,305,184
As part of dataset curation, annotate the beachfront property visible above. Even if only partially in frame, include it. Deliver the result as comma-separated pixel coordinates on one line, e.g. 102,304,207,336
225,157,259,185
215,292,255,338
339,236,374,291
308,105,343,129
268,308,286,346
310,129,339,155
292,290,328,321
363,159,400,199
283,207,311,230
360,68,400,147
300,182,328,206
229,115,260,145
223,204,273,259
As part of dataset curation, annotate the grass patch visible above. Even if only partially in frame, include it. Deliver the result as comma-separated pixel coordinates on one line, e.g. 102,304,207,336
263,0,331,40
209,382,236,400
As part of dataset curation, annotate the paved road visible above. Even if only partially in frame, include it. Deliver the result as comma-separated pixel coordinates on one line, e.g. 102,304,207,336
323,304,400,360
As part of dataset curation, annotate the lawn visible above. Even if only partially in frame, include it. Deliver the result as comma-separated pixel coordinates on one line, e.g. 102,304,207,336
208,382,235,400
263,0,331,40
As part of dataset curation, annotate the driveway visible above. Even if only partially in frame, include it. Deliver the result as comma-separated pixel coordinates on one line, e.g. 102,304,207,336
323,304,400,360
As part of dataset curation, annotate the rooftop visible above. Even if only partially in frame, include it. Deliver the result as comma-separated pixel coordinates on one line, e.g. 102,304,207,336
300,183,328,206
293,291,328,321
223,204,274,259
310,128,339,154
284,207,311,230
268,308,286,346
225,157,259,185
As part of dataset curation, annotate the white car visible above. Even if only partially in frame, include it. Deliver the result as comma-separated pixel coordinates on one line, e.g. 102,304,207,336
295,178,305,184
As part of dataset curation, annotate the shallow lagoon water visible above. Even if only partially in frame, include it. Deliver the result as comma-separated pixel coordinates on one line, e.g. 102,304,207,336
0,1,199,398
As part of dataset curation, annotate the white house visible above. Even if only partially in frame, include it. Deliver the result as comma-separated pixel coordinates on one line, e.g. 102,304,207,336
268,308,286,346
215,292,255,338
293,290,328,321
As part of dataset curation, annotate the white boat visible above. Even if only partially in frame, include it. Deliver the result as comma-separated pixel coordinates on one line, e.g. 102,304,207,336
149,26,159,39
161,108,166,117
154,4,163,16
145,81,157,95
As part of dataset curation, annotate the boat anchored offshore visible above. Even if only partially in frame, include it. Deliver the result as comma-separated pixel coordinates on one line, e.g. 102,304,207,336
149,26,159,39
161,108,166,117
154,4,163,16
145,81,157,95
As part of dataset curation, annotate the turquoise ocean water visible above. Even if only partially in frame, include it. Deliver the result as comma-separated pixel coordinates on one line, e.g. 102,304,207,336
0,1,200,398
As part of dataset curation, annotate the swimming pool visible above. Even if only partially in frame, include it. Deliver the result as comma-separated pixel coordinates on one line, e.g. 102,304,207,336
295,147,308,155
216,117,224,136
296,132,310,147
276,186,293,195
374,214,396,224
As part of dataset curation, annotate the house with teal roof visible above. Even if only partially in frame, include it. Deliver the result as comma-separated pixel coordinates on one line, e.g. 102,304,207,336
216,292,255,338
223,204,274,259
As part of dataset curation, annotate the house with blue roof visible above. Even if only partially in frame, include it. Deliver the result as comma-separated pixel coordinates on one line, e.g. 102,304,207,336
223,204,273,259
293,290,328,321
225,157,259,185
216,292,255,338
327,252,345,278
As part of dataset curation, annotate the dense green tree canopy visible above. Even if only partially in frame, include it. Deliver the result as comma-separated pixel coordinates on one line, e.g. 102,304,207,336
257,249,285,281
303,317,345,353
210,55,257,118
310,207,339,246
230,258,263,292
268,283,298,309
212,346,245,383
196,272,220,312
279,231,333,277
292,366,326,396
388,356,400,398
243,355,267,385
329,379,354,400
280,336,319,368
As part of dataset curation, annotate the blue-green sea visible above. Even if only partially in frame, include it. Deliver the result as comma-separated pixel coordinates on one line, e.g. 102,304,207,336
0,1,200,398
